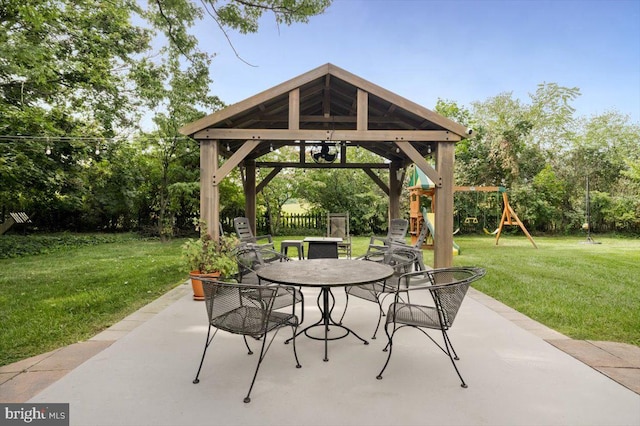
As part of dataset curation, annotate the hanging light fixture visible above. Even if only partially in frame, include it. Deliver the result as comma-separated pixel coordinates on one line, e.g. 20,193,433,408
310,142,339,164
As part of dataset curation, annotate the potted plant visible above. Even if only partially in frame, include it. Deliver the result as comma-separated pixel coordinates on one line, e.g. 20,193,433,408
182,223,239,300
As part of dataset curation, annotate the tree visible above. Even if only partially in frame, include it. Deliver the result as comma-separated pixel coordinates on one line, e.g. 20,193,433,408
0,0,151,227
135,43,222,240
0,1,151,133
136,0,331,239
146,0,331,64
0,0,332,233
296,147,390,235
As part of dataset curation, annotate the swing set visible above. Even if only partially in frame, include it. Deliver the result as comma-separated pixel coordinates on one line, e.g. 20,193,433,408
455,187,537,248
408,166,537,250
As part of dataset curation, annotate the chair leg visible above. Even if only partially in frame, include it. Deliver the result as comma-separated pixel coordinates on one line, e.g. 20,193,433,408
291,325,302,369
244,334,270,403
441,329,467,388
243,336,254,355
371,299,385,339
376,322,395,379
193,325,215,384
443,330,460,360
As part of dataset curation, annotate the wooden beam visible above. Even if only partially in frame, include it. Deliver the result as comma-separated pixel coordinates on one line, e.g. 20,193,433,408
200,140,215,238
257,162,389,169
434,142,455,268
194,128,461,142
495,192,538,248
289,89,299,130
180,63,330,136
357,89,368,131
389,161,402,220
245,160,257,234
362,168,389,195
199,140,220,240
212,141,220,240
211,139,260,184
256,167,282,193
454,186,504,193
323,74,331,117
299,140,306,163
394,141,442,187
340,142,347,164
327,64,471,138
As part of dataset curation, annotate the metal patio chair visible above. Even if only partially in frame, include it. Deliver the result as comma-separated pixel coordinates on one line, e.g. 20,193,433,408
327,212,352,258
376,267,486,388
192,279,302,403
233,217,275,250
234,245,304,319
339,248,418,339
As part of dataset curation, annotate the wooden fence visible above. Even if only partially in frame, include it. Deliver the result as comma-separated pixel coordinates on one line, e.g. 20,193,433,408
222,213,326,235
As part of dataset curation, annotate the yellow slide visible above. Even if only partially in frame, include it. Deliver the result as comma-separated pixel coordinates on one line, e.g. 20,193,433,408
424,211,460,256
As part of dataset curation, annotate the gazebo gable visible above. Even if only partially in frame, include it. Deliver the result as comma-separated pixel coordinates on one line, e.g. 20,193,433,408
180,63,469,162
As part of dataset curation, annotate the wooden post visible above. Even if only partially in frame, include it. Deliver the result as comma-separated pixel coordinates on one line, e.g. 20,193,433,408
434,142,455,268
200,139,220,240
389,161,402,220
245,159,257,234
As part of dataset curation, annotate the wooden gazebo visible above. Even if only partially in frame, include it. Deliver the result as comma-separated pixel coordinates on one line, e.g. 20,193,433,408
180,63,471,268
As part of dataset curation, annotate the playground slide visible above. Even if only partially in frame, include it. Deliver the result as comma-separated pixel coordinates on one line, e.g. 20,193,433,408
424,211,460,256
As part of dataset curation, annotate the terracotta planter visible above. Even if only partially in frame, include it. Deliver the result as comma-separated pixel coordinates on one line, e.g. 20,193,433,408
189,271,221,301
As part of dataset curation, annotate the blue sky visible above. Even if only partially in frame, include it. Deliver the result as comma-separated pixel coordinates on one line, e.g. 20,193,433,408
189,0,640,124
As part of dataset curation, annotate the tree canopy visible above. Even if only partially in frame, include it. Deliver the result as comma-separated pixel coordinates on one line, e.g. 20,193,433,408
1,0,638,237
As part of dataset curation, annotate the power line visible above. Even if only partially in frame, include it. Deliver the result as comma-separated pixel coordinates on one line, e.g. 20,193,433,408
0,135,194,143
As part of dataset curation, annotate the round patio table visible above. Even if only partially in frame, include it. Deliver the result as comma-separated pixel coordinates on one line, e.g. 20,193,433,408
256,259,394,361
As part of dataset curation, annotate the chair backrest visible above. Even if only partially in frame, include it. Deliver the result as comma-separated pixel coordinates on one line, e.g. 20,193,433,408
327,213,349,239
412,217,430,248
234,217,256,244
234,245,289,282
383,248,418,287
234,245,263,280
426,267,486,327
388,218,409,243
201,279,278,336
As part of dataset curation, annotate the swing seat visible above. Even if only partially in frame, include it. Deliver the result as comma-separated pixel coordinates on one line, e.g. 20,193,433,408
464,217,478,224
483,227,499,235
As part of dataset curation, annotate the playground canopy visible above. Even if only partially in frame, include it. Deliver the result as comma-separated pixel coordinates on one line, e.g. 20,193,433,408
409,166,506,193
180,63,471,267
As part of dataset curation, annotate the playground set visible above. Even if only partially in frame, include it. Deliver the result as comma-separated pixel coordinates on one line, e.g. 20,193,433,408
408,167,537,254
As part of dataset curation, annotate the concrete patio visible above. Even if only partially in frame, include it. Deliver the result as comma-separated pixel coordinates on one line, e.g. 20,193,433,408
2,281,639,426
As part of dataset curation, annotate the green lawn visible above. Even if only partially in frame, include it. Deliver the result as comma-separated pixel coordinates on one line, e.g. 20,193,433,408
0,237,187,366
449,234,640,345
1,233,638,367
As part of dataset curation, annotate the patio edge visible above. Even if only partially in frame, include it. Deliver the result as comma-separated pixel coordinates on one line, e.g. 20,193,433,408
467,287,640,395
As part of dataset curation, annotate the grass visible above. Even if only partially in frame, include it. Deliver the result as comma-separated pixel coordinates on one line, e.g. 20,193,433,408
1,233,638,367
448,234,640,346
0,237,186,366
